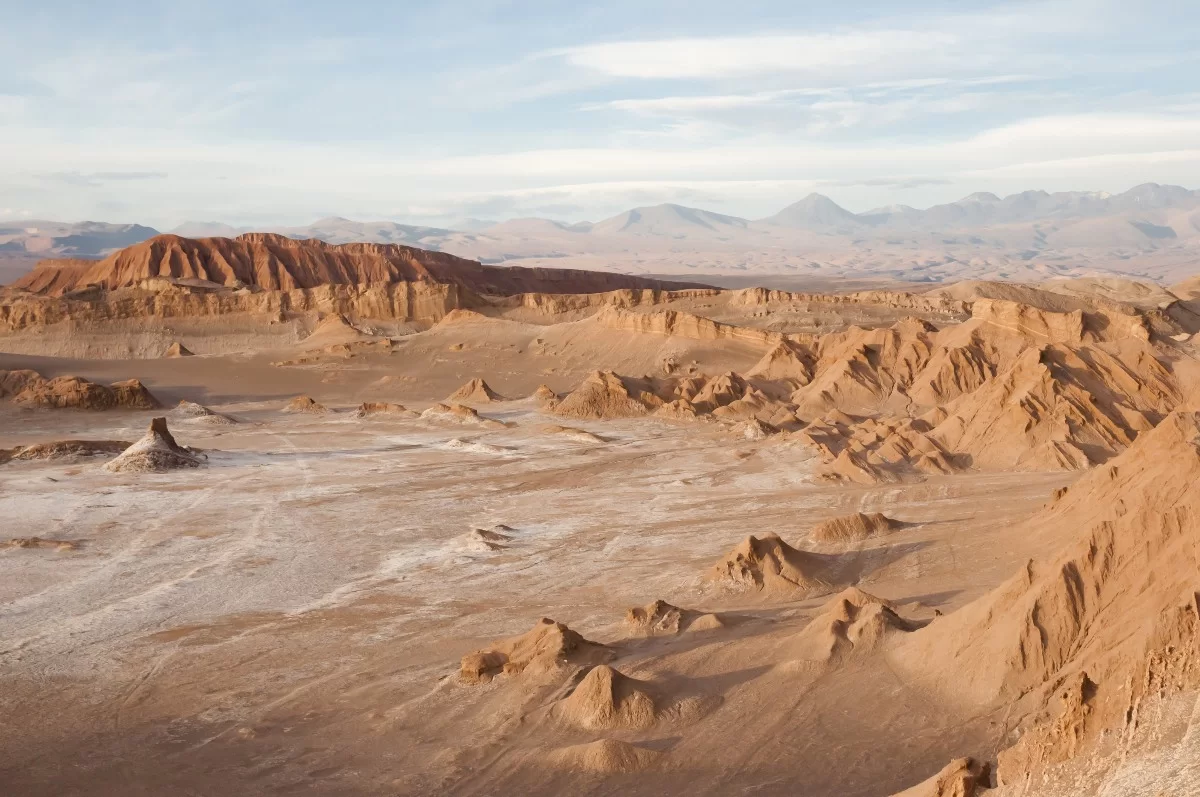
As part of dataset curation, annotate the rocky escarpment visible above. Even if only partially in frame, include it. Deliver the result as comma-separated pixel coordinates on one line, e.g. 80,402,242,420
12,233,712,297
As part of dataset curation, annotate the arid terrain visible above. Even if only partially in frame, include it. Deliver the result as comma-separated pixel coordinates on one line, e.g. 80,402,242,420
2,233,1199,796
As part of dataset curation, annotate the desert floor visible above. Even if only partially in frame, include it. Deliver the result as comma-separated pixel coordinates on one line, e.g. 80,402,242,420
0,352,1085,796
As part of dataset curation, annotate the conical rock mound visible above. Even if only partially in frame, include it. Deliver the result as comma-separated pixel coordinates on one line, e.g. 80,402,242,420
164,342,194,357
459,618,612,684
738,417,775,441
547,739,661,774
284,395,328,414
710,533,832,596
532,384,558,405
448,377,505,403
172,399,237,424
104,418,203,473
556,665,659,730
551,370,659,420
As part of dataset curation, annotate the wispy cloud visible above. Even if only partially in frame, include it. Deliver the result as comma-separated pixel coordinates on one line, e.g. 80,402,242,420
553,30,962,80
39,171,168,188
583,89,837,114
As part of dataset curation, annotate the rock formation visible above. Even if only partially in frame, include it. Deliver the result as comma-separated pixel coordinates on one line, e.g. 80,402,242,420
792,588,925,664
352,402,417,419
1,370,160,410
550,371,658,420
459,618,613,684
531,384,558,405
163,341,193,357
593,305,781,347
890,758,985,797
104,417,203,473
710,533,833,597
808,512,902,544
556,665,659,730
420,403,507,429
624,599,723,636
171,399,237,424
447,378,505,403
2,439,131,464
547,739,661,774
284,395,328,414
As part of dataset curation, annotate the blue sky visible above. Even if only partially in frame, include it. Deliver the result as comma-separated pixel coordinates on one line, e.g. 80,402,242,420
1,0,1199,228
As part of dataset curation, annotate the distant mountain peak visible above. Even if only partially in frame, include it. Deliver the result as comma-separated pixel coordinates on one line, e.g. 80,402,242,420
591,203,748,236
763,193,859,229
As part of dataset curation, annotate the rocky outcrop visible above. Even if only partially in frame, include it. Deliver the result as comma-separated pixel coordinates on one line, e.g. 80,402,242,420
447,378,505,403
500,287,720,316
2,439,131,464
104,417,203,473
2,370,160,410
732,287,969,319
420,403,507,429
550,370,659,420
624,600,724,636
889,758,985,797
352,402,417,419
460,618,612,684
593,305,781,347
809,512,902,544
792,588,925,664
284,395,328,414
13,233,711,297
710,533,834,597
547,739,661,774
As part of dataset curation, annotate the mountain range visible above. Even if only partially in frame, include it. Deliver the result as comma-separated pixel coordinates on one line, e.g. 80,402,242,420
4,183,1199,286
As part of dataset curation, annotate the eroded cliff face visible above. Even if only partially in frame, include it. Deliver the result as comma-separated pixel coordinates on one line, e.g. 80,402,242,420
592,305,785,347
0,281,477,331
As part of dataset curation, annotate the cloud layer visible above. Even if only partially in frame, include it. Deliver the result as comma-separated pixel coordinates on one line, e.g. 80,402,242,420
1,0,1198,227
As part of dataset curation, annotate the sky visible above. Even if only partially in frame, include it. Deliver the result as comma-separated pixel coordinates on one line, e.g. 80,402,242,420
1,0,1199,229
